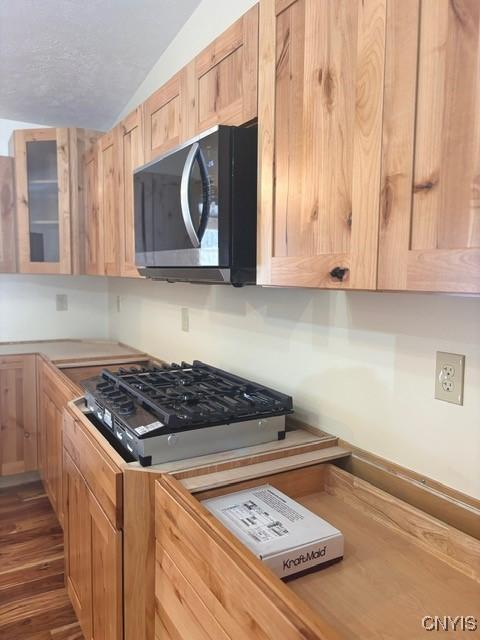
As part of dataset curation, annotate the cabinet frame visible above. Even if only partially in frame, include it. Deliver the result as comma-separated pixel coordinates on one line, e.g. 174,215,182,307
378,0,480,293
257,0,387,289
12,128,72,274
0,156,16,272
115,107,144,277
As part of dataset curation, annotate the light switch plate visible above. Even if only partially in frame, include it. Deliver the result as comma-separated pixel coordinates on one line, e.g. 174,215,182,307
435,352,465,405
56,294,68,311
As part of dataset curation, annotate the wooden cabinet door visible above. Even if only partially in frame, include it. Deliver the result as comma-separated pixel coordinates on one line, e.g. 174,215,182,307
0,355,37,475
84,143,104,275
143,69,193,162
0,156,16,272
258,0,386,289
44,394,64,522
90,492,123,640
191,5,258,134
98,131,119,276
116,108,144,277
64,450,93,639
378,0,480,293
64,418,123,640
40,363,77,525
12,128,72,274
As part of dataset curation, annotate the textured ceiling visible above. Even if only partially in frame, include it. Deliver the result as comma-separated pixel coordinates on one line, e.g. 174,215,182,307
0,0,200,130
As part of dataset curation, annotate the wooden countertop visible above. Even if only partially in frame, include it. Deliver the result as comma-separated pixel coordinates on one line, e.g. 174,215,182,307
0,339,144,363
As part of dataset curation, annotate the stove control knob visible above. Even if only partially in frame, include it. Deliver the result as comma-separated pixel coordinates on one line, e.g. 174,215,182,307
118,400,135,416
167,434,178,447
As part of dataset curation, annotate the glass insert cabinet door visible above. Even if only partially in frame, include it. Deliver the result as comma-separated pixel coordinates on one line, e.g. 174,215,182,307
12,128,72,274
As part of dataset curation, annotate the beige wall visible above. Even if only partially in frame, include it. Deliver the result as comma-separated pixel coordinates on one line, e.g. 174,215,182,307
108,279,480,499
0,274,109,341
0,118,109,343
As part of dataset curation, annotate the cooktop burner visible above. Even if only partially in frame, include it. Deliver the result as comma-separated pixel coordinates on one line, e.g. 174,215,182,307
81,361,293,466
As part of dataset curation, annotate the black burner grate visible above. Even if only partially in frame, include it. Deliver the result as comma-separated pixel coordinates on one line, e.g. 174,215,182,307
99,360,293,429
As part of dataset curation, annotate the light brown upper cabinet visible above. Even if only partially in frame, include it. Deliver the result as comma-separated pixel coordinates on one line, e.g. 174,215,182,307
0,156,16,272
115,107,144,277
378,0,480,293
12,128,73,274
143,70,192,163
98,131,120,276
190,4,259,134
257,0,387,289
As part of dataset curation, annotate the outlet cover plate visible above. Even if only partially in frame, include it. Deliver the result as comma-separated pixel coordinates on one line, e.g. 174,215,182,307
56,294,68,311
435,351,465,405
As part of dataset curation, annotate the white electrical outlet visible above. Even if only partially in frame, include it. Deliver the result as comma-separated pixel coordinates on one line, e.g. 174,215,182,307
181,307,189,332
56,294,68,311
435,352,465,405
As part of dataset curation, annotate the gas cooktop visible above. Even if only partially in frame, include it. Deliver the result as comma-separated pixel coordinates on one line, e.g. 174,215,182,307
82,361,293,466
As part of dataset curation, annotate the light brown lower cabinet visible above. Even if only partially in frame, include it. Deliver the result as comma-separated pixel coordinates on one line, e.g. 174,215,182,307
155,472,335,640
155,465,480,640
63,410,123,640
0,355,37,475
37,357,78,525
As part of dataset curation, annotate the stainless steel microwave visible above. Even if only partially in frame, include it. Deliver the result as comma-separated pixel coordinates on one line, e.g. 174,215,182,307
133,125,257,286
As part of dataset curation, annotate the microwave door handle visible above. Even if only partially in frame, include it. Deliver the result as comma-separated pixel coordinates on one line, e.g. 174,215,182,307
196,148,211,242
180,143,201,248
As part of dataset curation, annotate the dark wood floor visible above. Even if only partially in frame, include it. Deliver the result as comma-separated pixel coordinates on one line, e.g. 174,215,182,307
0,481,84,640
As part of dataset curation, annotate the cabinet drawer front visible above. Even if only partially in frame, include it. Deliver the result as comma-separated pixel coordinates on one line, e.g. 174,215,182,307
63,410,123,528
156,546,230,640
156,477,334,640
43,361,78,402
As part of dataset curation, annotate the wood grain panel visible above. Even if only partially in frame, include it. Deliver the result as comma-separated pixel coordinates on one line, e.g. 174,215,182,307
39,361,78,526
0,355,37,476
193,5,258,133
143,71,187,162
116,108,144,278
89,492,123,640
63,451,92,639
286,466,480,639
156,475,340,640
379,0,480,292
123,467,162,640
83,143,104,275
69,129,100,276
99,131,119,276
0,156,16,272
0,481,83,639
324,465,480,583
156,547,230,640
258,0,386,289
63,410,123,528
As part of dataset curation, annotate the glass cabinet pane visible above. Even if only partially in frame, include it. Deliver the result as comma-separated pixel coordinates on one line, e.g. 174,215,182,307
26,140,60,262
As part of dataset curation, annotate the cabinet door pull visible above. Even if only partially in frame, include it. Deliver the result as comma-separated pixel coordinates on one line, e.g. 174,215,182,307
330,267,349,281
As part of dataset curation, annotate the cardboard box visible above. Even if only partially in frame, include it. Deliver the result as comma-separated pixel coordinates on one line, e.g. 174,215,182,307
202,484,344,579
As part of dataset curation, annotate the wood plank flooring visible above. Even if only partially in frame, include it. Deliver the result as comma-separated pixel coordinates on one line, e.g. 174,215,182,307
0,481,84,640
